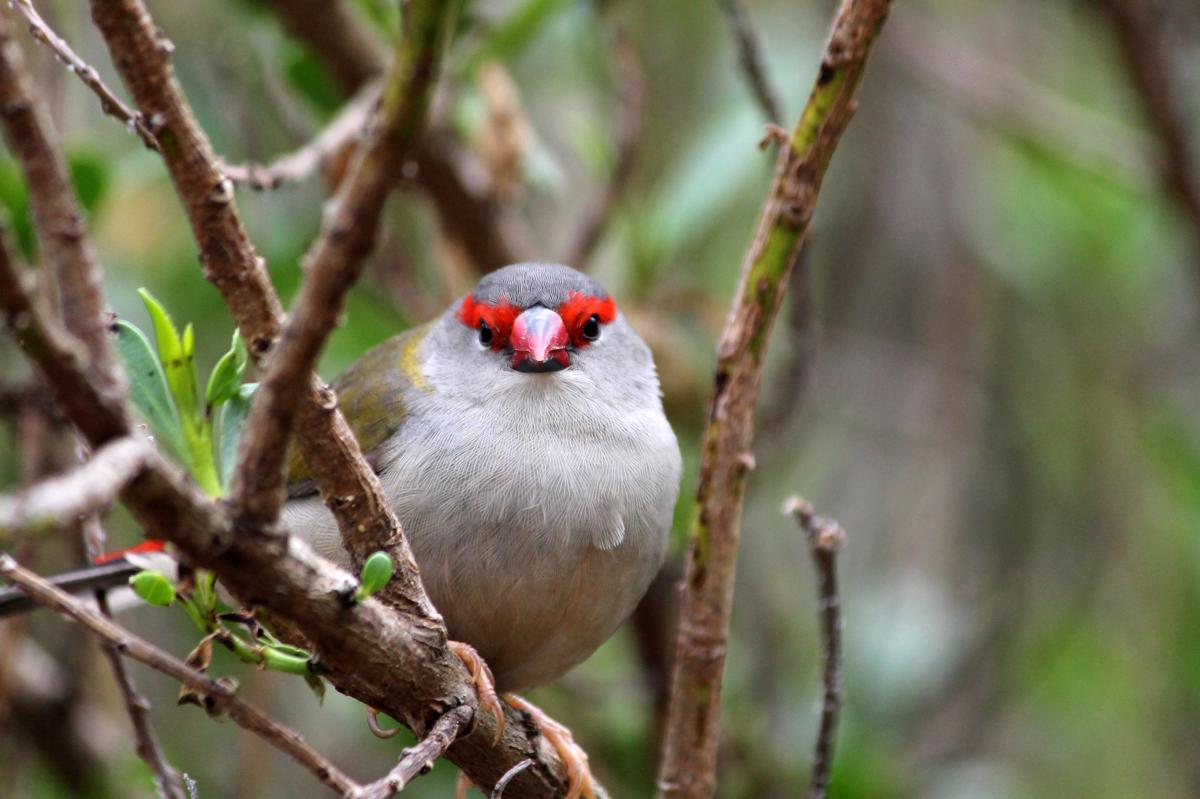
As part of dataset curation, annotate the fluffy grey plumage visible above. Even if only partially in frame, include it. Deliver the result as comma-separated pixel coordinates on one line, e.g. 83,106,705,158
285,263,681,691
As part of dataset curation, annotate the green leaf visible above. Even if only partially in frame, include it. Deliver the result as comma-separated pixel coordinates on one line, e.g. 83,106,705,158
218,383,257,490
138,289,198,423
129,570,175,607
205,330,248,411
357,551,394,600
113,319,187,460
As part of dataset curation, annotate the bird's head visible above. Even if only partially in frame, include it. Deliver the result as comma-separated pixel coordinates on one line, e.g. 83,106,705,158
426,263,659,404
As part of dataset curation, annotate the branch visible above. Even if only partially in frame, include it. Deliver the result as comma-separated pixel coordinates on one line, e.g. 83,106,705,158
717,0,784,123
1094,0,1200,288
9,0,157,150
784,498,845,799
85,0,429,616
0,554,361,796
2,5,585,791
563,27,646,267
0,8,122,393
0,24,177,767
229,0,453,558
354,705,473,799
0,241,570,794
656,2,890,797
0,437,151,535
220,82,381,191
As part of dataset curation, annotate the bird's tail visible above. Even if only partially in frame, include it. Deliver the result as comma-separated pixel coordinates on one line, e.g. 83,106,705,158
0,540,172,619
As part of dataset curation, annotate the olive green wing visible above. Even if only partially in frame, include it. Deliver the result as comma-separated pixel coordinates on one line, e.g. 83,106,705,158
286,322,433,499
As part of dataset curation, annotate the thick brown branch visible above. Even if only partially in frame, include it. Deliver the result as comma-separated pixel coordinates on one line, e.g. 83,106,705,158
0,437,150,535
784,498,845,799
88,0,285,351
656,2,890,797
354,705,473,799
0,554,362,797
0,9,121,391
0,231,129,445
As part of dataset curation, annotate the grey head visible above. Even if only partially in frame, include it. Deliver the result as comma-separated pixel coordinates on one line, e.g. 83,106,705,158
422,263,664,414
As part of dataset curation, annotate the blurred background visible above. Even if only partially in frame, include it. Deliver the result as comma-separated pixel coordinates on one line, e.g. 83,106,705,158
2,0,1199,797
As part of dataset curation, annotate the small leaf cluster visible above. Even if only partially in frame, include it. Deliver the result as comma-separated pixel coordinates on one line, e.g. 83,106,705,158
113,289,255,497
129,567,324,701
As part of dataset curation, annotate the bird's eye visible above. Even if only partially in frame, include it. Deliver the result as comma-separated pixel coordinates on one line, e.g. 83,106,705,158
478,321,493,347
581,314,601,342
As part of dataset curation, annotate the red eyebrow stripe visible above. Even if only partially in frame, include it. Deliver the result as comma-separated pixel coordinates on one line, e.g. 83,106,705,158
558,291,617,347
456,293,521,350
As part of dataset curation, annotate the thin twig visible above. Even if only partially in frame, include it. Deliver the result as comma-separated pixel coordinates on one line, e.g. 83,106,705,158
8,0,157,150
492,759,534,798
0,554,362,797
717,0,784,123
354,705,474,799
564,27,645,267
84,513,186,799
656,2,890,797
0,437,150,535
784,497,846,799
220,82,381,191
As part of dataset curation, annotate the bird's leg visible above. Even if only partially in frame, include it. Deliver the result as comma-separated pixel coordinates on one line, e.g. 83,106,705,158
449,640,505,742
503,694,596,799
455,772,474,799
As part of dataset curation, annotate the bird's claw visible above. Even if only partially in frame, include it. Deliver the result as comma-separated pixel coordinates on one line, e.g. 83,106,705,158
365,706,399,739
503,694,596,799
449,640,505,744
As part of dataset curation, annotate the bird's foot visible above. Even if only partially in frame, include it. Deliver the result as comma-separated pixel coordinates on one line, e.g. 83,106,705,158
365,706,399,739
449,640,505,743
503,694,596,799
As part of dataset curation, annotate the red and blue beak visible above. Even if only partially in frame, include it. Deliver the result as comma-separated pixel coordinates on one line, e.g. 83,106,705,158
510,306,570,373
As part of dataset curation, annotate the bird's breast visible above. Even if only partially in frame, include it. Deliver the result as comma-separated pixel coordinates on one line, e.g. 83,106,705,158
377,380,679,690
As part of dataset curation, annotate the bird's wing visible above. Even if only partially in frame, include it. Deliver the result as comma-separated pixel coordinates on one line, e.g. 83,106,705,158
286,322,433,499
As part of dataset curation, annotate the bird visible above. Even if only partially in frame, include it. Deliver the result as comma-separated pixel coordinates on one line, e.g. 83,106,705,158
286,261,682,796
0,262,681,798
